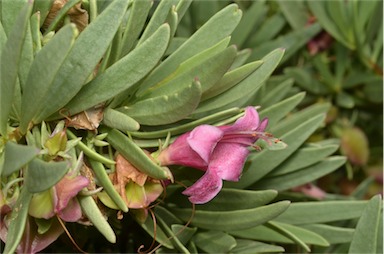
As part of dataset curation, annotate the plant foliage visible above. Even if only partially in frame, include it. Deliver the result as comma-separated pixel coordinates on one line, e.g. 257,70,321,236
0,0,382,253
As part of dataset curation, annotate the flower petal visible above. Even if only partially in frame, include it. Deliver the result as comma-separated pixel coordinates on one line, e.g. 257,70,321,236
158,132,207,169
209,142,249,181
188,125,223,163
182,170,222,204
58,198,83,222
258,118,268,132
229,107,260,131
55,175,89,212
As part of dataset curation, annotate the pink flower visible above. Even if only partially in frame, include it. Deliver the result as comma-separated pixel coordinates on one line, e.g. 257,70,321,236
157,107,269,204
29,172,89,222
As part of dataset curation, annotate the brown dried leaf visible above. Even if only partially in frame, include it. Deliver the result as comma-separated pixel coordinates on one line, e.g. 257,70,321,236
66,106,103,130
43,0,89,32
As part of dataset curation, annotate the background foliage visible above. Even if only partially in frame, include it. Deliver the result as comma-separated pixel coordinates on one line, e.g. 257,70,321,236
0,0,382,253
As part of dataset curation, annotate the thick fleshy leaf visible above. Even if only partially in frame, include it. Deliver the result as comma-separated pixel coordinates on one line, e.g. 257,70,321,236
171,201,290,231
195,189,278,211
2,142,40,177
104,128,172,180
301,224,354,244
269,143,339,177
89,159,128,212
0,0,33,135
77,194,116,243
64,24,171,115
230,239,284,254
119,0,152,56
254,156,346,191
32,0,130,122
349,195,382,253
191,48,284,118
19,24,77,132
137,3,242,94
139,39,234,99
129,107,241,139
25,158,69,193
102,108,140,132
118,79,202,125
274,200,368,225
259,92,305,127
193,231,237,253
3,187,33,254
202,60,263,101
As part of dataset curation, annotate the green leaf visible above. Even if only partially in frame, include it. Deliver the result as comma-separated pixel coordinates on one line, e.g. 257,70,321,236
195,189,278,211
171,224,197,245
270,102,330,136
32,0,54,27
307,1,354,49
284,67,329,95
3,187,33,254
32,0,130,123
140,38,233,98
25,158,69,193
256,78,294,108
229,48,252,70
64,24,170,115
18,17,34,91
119,0,152,57
78,194,116,243
0,21,6,51
171,201,290,231
104,128,172,180
336,91,355,108
349,195,382,253
248,23,321,63
0,0,28,35
255,156,346,191
301,224,354,244
230,239,284,254
2,142,40,177
268,144,339,177
192,48,285,118
118,79,202,125
267,221,329,251
246,13,286,46
259,92,305,127
193,231,237,253
138,210,174,249
137,0,178,45
274,200,368,225
129,107,241,139
88,159,128,212
102,108,140,132
277,1,308,30
156,215,190,253
137,3,242,94
202,60,263,101
20,24,77,132
231,221,329,248
30,12,42,53
0,0,33,135
230,0,267,47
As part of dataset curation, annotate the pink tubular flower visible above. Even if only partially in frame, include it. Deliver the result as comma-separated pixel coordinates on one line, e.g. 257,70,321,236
29,172,89,222
157,107,269,204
